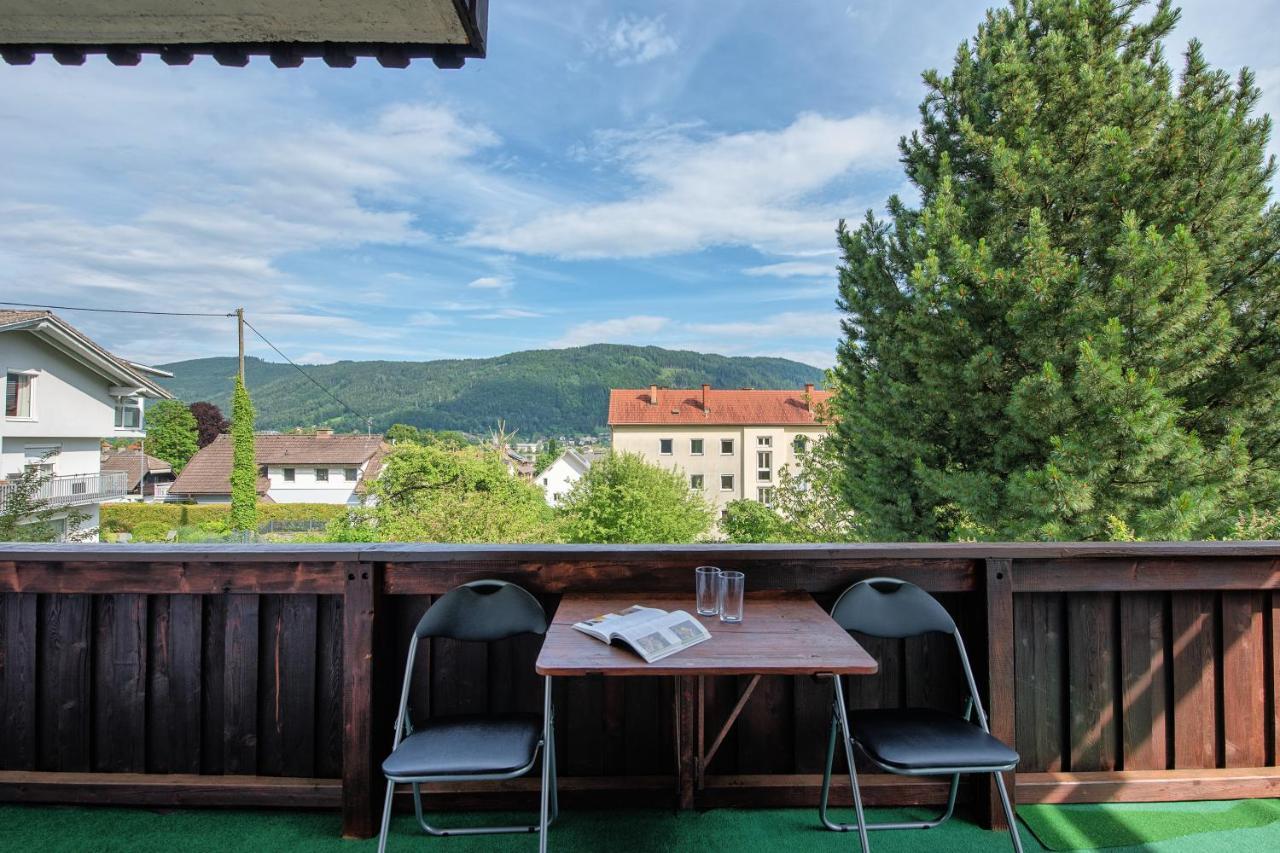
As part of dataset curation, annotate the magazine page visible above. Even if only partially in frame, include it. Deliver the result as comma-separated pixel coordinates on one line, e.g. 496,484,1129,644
615,610,711,663
573,604,667,642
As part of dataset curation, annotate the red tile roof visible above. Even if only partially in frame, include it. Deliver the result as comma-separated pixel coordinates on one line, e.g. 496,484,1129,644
608,387,832,426
169,433,387,496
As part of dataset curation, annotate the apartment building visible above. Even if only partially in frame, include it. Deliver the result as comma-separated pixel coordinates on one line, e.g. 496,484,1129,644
1,310,172,539
608,383,831,516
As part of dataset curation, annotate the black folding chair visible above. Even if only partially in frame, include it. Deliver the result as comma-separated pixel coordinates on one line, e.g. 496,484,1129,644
820,577,1024,852
377,580,557,853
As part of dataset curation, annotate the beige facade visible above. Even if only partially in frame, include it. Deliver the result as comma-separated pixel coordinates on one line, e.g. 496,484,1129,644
610,423,828,516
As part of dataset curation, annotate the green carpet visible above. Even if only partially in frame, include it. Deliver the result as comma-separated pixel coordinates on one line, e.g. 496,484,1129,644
3,802,1280,852
1019,799,1280,850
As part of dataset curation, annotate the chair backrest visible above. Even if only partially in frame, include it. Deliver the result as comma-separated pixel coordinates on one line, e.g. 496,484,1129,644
830,577,956,638
414,579,547,641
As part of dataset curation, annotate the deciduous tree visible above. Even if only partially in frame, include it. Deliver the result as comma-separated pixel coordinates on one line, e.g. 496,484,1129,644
144,400,199,471
558,452,714,543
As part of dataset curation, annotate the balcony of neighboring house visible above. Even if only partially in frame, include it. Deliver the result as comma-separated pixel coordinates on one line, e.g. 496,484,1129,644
0,469,128,510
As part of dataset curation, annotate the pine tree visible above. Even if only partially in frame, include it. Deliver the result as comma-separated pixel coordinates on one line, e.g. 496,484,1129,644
229,377,258,533
832,0,1280,541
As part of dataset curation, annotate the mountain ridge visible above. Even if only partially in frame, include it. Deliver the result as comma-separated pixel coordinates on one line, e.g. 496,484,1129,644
158,344,827,438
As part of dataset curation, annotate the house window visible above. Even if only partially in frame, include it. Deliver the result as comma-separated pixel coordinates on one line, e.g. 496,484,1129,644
282,468,295,482
720,438,734,455
315,468,329,482
659,438,673,455
690,474,704,490
344,468,358,482
720,474,734,491
5,372,34,418
793,435,809,453
757,450,772,481
690,438,704,455
114,396,142,429
757,436,772,448
758,487,775,505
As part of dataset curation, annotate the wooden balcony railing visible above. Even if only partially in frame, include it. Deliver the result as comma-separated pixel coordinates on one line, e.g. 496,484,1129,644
1,542,1278,838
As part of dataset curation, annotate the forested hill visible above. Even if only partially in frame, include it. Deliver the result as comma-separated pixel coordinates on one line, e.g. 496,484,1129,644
158,345,826,437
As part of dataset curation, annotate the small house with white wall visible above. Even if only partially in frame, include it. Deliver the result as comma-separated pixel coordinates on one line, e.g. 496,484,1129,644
537,447,597,507
168,429,386,505
0,310,172,539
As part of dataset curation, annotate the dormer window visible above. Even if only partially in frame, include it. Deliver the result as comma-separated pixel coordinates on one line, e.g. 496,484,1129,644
5,371,35,418
114,396,142,429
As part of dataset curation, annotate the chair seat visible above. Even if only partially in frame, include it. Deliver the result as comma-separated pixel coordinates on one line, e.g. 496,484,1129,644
382,714,543,779
849,707,1019,772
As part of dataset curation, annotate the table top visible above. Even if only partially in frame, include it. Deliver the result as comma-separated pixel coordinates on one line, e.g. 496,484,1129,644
535,591,879,677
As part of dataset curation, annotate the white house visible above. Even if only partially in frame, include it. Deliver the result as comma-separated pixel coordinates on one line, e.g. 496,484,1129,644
0,310,173,540
537,448,596,507
168,430,387,505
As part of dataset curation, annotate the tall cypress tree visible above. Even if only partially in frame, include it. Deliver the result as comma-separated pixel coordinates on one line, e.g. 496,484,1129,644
832,0,1280,541
229,376,258,533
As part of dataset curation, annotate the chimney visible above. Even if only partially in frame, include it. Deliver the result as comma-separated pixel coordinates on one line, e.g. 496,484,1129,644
649,384,659,406
315,427,334,438
701,383,711,415
804,383,815,412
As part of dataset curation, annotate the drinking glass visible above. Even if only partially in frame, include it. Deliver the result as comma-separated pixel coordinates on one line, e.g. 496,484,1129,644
695,566,722,616
718,571,745,623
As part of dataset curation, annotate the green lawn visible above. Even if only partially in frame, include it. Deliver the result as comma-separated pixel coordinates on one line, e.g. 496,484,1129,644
4,802,1280,853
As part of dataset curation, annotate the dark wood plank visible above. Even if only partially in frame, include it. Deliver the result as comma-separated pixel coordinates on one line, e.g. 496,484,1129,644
1014,592,1065,771
1170,591,1218,769
92,593,147,772
222,593,259,773
1119,592,1167,770
677,674,696,808
623,676,667,775
1067,592,1118,772
736,675,793,774
148,594,202,774
983,558,1016,829
4,560,346,594
200,594,227,773
1014,558,1280,592
0,770,340,807
342,562,378,839
1221,591,1266,767
314,595,344,779
37,593,91,772
0,593,38,770
258,595,318,777
562,675,606,776
390,596,432,729
793,672,834,774
1017,767,1280,804
1272,592,1280,767
536,592,877,676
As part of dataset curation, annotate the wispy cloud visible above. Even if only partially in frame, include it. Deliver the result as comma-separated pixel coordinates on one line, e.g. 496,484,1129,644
467,275,514,294
589,15,679,66
743,260,836,279
552,315,671,347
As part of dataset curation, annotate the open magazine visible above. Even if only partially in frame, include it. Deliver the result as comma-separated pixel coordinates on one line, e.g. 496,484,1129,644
573,605,711,663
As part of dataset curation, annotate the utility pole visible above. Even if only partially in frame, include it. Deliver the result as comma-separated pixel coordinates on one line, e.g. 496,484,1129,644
236,307,245,381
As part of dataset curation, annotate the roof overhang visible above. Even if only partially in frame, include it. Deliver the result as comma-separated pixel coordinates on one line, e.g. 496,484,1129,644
0,0,488,68
0,315,173,398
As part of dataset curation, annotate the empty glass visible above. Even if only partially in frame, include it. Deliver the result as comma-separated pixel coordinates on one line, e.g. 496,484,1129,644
718,571,745,623
695,566,722,615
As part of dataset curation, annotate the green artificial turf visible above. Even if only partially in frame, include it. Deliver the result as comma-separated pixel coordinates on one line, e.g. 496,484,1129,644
4,802,1280,852
1019,798,1280,851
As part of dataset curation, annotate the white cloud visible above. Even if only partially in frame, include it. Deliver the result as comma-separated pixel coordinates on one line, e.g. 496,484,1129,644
408,311,450,327
472,308,545,320
468,275,514,294
590,15,679,66
295,352,337,365
466,112,908,259
552,315,671,347
743,260,836,278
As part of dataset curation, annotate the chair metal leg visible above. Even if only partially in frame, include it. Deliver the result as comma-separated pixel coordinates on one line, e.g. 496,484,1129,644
410,779,542,837
539,674,553,853
831,675,871,853
993,770,1025,853
376,779,396,853
819,687,960,837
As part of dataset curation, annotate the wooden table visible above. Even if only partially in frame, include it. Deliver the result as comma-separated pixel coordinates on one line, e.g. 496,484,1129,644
536,590,878,808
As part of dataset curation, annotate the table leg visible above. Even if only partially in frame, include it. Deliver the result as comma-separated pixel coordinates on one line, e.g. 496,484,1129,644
677,675,697,809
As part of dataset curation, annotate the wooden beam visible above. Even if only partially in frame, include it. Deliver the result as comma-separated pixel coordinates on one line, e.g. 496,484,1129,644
0,771,339,807
341,562,379,838
1014,558,1280,592
0,561,346,595
1018,768,1280,803
677,675,697,808
699,773,956,807
983,558,1016,830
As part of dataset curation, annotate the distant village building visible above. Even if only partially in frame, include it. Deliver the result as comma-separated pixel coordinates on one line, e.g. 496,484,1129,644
538,448,599,507
101,448,175,502
608,384,832,516
168,429,387,504
500,447,535,481
1,310,172,539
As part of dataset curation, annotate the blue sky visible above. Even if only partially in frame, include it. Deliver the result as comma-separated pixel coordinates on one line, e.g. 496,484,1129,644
1,0,1276,369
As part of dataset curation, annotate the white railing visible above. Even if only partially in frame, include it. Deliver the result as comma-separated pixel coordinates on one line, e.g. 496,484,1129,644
0,470,128,510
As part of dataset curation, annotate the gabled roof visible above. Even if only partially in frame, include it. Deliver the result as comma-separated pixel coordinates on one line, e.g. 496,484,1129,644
101,450,173,491
169,433,387,496
550,448,594,475
608,387,832,426
0,310,172,398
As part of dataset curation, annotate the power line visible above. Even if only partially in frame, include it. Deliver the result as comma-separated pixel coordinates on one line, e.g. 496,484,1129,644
241,317,368,423
0,300,234,318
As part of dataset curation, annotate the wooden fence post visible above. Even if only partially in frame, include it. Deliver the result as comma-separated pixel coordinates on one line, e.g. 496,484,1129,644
341,560,380,838
983,558,1016,830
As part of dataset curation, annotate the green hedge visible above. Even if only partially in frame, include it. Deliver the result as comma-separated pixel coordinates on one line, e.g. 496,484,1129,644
101,502,349,534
